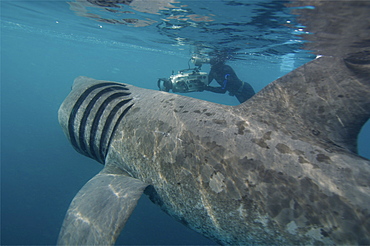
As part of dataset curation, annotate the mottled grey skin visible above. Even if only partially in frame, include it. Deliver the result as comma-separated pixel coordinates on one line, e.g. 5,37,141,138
116,59,370,245
58,53,370,245
58,1,370,245
128,57,370,244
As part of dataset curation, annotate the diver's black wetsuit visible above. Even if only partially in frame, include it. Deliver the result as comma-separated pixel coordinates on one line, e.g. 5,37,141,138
205,62,255,103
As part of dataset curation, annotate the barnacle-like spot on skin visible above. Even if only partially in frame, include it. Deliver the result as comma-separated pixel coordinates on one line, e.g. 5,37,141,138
311,129,320,136
318,106,325,114
298,156,310,164
294,149,305,155
212,119,227,125
263,131,272,140
252,132,272,149
236,121,249,135
130,107,140,114
209,172,225,193
252,138,269,149
316,154,331,163
276,143,292,154
201,164,214,183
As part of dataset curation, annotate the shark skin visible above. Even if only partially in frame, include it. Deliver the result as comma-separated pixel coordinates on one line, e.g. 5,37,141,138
58,52,370,245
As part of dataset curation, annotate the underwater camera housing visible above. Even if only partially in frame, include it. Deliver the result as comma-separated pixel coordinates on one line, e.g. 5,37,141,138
158,68,208,93
158,55,210,93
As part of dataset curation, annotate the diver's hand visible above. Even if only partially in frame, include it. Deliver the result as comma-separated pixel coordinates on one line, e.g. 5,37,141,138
203,86,210,91
197,84,207,92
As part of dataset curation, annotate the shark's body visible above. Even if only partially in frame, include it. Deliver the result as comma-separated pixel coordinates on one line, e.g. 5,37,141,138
57,1,370,245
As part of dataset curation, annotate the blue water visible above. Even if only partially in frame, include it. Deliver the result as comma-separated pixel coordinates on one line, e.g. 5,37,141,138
1,1,369,245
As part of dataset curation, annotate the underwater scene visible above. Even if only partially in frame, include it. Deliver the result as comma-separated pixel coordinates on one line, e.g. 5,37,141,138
1,0,369,245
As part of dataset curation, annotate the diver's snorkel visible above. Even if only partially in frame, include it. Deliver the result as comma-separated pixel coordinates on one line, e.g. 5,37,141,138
190,56,210,69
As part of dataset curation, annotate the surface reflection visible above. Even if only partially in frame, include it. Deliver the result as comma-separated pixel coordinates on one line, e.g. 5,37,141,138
68,0,213,27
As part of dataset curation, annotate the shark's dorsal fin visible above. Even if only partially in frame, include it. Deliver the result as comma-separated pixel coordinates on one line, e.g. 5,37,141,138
239,55,370,153
57,164,148,245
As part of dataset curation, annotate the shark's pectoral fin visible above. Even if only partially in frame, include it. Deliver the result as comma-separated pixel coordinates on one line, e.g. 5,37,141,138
57,165,148,245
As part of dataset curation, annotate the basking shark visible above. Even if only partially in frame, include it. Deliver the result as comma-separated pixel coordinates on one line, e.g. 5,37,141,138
57,1,370,245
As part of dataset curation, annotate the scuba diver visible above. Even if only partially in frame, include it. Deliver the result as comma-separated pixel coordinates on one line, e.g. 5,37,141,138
205,57,255,103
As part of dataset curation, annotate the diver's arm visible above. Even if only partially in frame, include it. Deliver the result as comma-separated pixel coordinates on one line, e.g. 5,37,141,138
206,68,228,93
204,85,227,94
206,68,227,93
208,69,215,84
